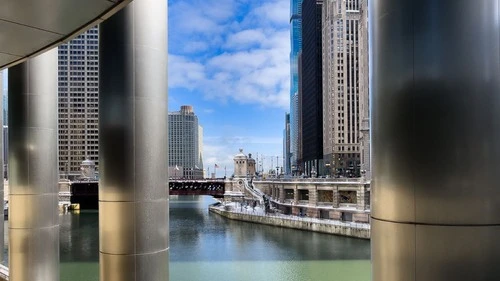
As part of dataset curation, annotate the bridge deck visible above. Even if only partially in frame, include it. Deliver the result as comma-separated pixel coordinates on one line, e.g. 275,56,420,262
70,180,226,209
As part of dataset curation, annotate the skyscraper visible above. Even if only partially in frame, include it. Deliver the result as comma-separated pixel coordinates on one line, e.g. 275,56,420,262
300,0,324,176
57,26,99,178
168,105,204,179
283,112,291,174
322,0,368,177
289,0,303,176
1,72,5,179
2,71,6,126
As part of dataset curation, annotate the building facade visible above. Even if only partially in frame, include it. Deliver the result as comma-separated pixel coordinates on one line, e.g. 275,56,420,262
283,113,291,174
234,149,256,178
301,0,324,177
322,0,368,177
57,27,99,179
290,0,303,176
168,105,204,179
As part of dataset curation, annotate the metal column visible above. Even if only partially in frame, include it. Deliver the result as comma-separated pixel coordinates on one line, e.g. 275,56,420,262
98,0,168,279
8,49,59,281
371,1,500,280
0,71,3,263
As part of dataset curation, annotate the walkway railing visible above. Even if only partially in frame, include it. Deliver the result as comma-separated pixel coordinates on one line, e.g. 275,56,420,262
216,202,370,231
242,180,265,203
255,177,369,184
0,264,8,281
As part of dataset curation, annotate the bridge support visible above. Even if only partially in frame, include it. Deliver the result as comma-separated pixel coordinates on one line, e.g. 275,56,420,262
8,49,59,281
99,0,168,280
371,1,500,280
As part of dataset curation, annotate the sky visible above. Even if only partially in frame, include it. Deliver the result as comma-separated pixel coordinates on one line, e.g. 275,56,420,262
168,0,290,177
1,0,291,178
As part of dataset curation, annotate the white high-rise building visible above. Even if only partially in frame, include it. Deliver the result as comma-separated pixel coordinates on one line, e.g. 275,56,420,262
322,0,369,177
57,27,99,178
168,105,204,179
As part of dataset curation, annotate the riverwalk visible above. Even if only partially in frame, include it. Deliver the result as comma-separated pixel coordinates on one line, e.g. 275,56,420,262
209,202,370,239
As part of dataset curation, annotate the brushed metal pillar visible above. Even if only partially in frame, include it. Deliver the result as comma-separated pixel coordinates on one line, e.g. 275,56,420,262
8,49,59,281
99,0,168,280
371,1,500,280
0,72,3,263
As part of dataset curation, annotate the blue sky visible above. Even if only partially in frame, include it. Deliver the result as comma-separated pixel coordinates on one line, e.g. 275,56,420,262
1,0,291,178
168,0,290,177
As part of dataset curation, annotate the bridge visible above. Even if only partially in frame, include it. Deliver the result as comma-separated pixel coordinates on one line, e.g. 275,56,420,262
169,180,225,197
70,180,226,209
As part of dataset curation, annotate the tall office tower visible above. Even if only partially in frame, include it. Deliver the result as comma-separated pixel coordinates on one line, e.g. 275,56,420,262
301,0,324,177
322,0,368,177
168,105,204,179
198,124,204,175
297,52,303,174
58,27,99,179
2,126,6,179
2,71,6,178
358,2,370,181
283,113,291,174
2,71,6,126
289,0,303,176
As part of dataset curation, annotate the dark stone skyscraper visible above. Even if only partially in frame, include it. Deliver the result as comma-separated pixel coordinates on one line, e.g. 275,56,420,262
300,0,323,176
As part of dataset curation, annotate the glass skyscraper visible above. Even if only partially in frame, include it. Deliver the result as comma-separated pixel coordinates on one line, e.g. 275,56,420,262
290,0,302,175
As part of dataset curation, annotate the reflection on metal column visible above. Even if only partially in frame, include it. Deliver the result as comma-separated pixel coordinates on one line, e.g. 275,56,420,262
371,1,500,280
99,0,168,280
8,49,59,281
0,72,3,263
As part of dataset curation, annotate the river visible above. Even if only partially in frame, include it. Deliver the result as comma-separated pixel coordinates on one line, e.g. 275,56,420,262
56,195,371,280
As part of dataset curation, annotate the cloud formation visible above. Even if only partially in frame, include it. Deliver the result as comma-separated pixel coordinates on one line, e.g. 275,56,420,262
168,0,290,110
203,135,283,177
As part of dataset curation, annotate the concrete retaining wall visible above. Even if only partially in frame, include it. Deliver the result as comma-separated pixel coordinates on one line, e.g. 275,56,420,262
209,206,370,239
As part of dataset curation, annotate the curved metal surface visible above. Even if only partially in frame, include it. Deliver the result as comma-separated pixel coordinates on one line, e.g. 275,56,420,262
0,74,3,263
0,0,132,70
372,1,500,280
372,219,500,281
8,49,59,281
99,0,168,279
371,219,415,281
372,0,500,225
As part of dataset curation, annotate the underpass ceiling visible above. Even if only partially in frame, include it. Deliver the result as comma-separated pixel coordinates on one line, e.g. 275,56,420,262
0,0,131,70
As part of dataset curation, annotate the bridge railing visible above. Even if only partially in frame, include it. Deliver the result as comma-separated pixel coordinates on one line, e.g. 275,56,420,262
242,180,264,204
255,177,368,184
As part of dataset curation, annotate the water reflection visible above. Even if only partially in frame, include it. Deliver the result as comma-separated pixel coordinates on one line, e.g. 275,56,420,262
169,196,370,262
60,210,99,262
54,195,371,281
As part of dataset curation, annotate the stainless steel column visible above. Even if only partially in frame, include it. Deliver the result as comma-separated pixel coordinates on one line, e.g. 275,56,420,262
0,72,4,263
371,1,500,280
8,49,59,281
99,0,168,279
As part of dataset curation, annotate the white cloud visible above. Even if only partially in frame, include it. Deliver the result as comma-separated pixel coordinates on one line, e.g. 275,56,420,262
203,135,283,177
169,25,290,109
168,55,206,89
224,29,266,49
182,41,210,53
252,0,290,25
169,0,291,107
